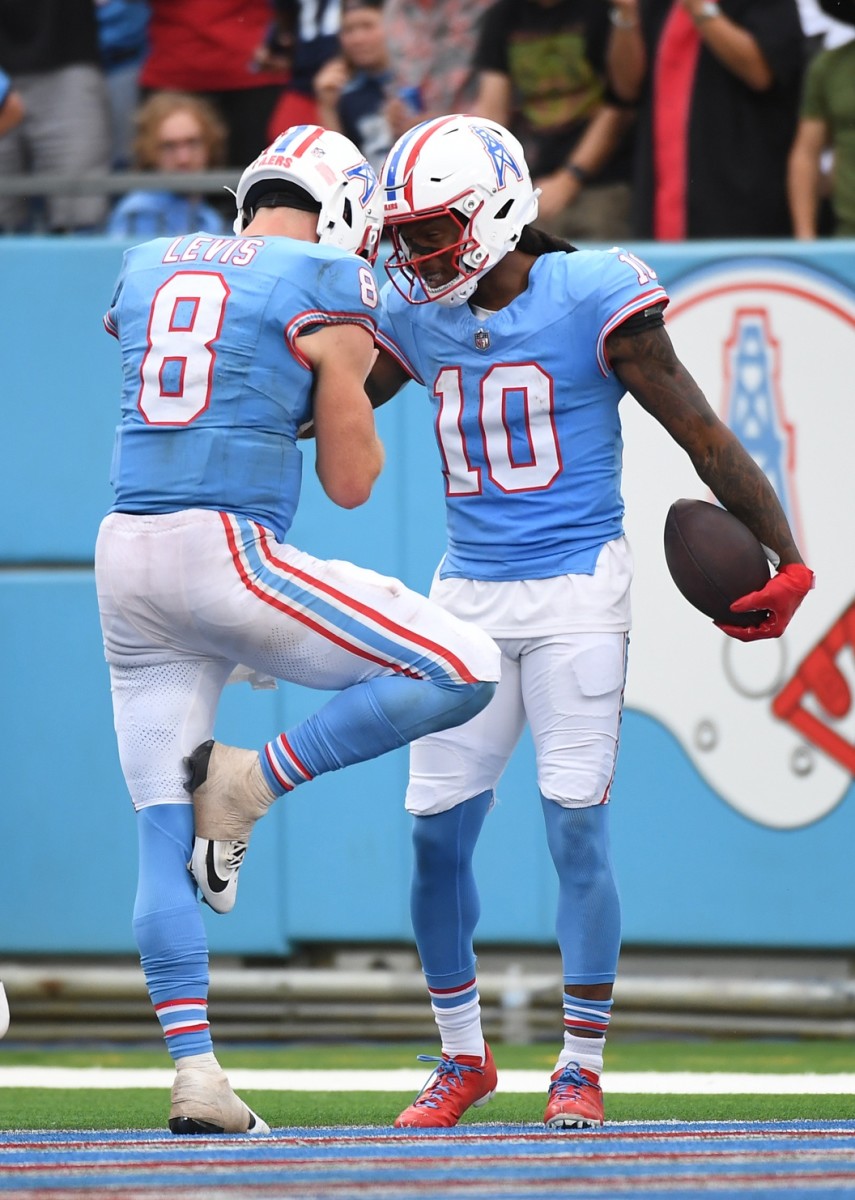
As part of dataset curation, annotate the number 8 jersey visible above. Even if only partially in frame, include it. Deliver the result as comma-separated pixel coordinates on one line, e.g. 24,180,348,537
103,232,379,540
376,247,669,582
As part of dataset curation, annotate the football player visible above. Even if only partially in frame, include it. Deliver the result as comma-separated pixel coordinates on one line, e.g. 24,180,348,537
96,125,501,1135
369,113,814,1129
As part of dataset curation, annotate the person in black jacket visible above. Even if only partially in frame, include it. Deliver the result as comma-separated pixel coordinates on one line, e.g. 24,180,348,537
607,0,805,239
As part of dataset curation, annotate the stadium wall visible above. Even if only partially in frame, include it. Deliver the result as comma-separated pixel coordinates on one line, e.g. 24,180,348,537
1,237,852,957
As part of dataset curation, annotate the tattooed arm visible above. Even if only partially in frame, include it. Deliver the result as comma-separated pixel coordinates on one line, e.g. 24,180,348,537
606,323,806,567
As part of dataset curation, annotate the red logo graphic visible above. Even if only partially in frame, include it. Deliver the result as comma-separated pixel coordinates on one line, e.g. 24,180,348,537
774,600,855,775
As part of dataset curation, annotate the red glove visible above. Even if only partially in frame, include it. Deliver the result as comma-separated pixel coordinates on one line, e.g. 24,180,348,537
715,562,815,642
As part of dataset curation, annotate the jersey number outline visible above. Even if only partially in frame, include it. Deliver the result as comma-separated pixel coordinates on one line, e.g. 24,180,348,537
434,362,562,496
617,250,658,286
138,271,230,424
358,266,378,308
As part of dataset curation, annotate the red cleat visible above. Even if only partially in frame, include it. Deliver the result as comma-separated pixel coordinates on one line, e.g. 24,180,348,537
394,1043,497,1128
543,1063,605,1129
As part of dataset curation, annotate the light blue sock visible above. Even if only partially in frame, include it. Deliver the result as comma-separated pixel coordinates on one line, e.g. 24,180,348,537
410,792,492,1058
540,796,621,984
260,676,496,794
410,791,492,980
133,804,213,1062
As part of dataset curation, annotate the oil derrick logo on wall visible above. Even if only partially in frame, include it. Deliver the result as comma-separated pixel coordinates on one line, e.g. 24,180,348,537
723,310,803,551
620,259,855,829
722,308,855,779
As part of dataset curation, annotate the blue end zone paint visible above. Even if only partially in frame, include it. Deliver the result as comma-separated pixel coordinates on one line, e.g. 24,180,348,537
3,1123,855,1197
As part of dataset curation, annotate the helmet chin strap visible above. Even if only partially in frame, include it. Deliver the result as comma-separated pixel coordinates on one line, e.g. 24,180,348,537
433,275,480,307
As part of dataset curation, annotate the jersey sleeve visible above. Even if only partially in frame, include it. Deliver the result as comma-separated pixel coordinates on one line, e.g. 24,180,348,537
103,251,131,339
374,282,424,384
283,252,379,360
594,247,670,377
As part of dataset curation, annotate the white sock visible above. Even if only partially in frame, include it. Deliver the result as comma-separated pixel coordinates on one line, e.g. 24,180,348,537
555,1034,605,1078
433,994,485,1061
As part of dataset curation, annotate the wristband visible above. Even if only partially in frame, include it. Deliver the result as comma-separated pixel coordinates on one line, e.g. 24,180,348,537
564,162,591,185
609,7,638,28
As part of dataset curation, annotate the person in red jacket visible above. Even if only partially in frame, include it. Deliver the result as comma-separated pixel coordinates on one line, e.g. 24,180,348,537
139,0,288,165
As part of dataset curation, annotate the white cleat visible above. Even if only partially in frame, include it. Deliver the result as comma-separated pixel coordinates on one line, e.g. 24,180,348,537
184,740,275,914
0,983,9,1039
169,1059,270,1135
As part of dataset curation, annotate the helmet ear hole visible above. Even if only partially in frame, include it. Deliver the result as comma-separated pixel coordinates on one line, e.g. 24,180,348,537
494,199,513,220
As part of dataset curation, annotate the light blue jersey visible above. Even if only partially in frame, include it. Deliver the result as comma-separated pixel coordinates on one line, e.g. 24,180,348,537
104,232,379,539
377,247,669,581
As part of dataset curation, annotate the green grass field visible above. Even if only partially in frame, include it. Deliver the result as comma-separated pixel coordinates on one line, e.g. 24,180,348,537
2,1039,855,1129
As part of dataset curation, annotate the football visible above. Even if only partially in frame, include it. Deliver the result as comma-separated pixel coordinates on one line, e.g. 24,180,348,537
663,498,771,626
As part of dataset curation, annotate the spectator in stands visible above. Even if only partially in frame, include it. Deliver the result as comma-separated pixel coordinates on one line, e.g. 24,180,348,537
261,0,341,136
0,66,24,138
0,0,112,232
312,0,392,173
471,0,636,243
106,92,228,237
606,0,805,239
139,0,288,166
788,6,855,236
96,0,150,170
382,0,495,141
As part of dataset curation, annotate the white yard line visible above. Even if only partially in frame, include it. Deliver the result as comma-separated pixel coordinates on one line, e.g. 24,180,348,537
1,1068,855,1094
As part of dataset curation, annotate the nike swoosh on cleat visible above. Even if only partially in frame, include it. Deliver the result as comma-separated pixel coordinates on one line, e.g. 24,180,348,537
204,841,229,894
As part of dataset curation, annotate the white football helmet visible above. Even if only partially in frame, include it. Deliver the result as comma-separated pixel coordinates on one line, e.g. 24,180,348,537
233,125,383,263
382,114,540,306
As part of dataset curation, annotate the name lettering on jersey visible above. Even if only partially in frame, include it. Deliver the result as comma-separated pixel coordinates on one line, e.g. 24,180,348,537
471,125,523,190
162,236,265,267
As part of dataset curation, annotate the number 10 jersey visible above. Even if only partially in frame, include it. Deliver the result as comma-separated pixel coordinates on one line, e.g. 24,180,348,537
376,247,669,581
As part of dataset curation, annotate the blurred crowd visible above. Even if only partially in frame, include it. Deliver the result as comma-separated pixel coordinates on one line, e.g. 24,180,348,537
0,0,853,241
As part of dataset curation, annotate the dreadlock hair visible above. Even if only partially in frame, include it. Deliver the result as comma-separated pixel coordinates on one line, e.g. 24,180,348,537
517,225,577,256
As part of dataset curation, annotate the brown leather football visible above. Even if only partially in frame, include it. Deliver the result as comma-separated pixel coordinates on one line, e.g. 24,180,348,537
663,498,771,626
